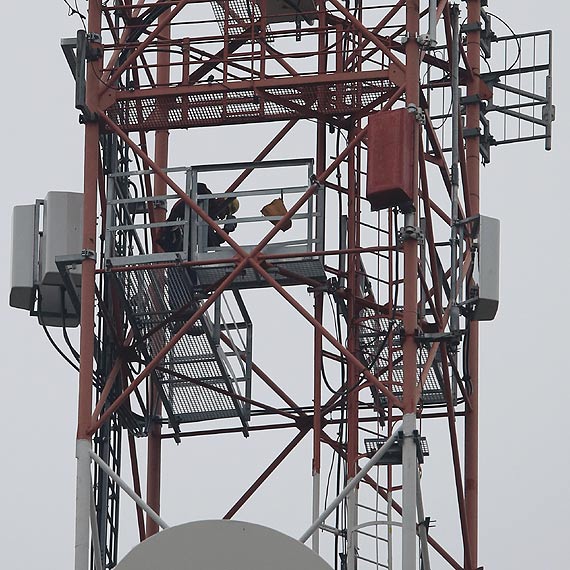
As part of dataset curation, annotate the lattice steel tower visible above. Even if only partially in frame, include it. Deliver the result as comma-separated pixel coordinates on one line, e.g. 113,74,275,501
29,1,554,569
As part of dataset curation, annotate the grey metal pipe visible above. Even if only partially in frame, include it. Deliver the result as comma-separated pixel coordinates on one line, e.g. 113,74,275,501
545,30,553,151
312,474,321,553
429,0,438,45
299,422,402,544
416,474,432,570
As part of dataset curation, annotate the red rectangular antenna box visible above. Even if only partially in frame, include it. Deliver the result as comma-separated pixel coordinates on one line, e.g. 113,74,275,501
366,108,416,211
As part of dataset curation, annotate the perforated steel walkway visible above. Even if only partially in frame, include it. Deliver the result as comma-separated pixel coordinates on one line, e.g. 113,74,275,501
358,310,448,406
116,265,250,429
107,73,395,132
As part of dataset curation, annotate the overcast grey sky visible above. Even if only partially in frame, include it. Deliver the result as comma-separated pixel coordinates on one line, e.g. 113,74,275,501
1,2,568,569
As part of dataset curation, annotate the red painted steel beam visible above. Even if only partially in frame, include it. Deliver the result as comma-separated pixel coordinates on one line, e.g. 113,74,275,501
77,6,103,443
75,4,103,569
440,345,474,568
464,2,482,568
162,421,298,439
146,5,171,538
100,110,329,262
414,251,473,402
314,1,327,490
88,257,251,435
155,366,304,422
220,335,307,414
401,1,421,417
321,433,464,570
108,70,392,103
327,0,405,72
91,356,125,424
127,432,146,541
223,119,298,195
342,0,407,71
313,292,324,478
163,409,468,440
101,0,191,91
223,428,310,519
97,244,396,276
244,256,401,409
418,142,445,319
346,128,359,479
89,112,352,428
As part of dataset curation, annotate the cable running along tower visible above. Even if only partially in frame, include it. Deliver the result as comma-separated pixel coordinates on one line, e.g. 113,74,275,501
25,1,555,569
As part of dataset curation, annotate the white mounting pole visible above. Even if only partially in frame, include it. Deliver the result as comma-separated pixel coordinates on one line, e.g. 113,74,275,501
312,473,320,553
401,413,418,570
89,473,104,570
299,422,402,544
346,485,358,570
429,0,438,45
74,440,92,570
387,490,393,570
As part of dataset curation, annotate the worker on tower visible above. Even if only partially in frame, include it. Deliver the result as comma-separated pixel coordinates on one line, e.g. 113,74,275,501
157,182,240,253
156,183,239,337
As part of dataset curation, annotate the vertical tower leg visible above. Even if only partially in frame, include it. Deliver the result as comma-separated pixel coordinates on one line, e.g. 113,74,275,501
75,2,102,565
75,439,92,570
146,6,171,539
401,414,417,570
346,127,360,570
402,1,421,567
346,486,358,570
465,2,482,568
313,3,327,546
312,292,323,554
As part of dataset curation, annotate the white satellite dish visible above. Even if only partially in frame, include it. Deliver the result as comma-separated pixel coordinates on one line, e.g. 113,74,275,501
115,519,333,570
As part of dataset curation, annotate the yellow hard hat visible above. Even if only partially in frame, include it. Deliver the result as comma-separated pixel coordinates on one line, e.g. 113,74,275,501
227,198,240,215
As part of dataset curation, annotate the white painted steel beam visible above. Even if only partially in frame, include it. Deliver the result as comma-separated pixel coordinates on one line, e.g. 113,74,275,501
299,422,402,545
89,449,170,531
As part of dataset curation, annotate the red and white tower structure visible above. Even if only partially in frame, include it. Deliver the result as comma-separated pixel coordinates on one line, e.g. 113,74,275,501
12,2,553,569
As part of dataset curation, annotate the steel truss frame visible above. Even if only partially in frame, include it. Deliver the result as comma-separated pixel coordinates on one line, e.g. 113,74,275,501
67,2,541,570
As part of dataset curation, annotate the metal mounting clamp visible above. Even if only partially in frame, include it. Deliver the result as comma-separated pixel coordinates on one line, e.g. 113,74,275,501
407,103,426,125
86,32,102,43
78,111,98,124
398,225,425,244
85,33,103,61
417,34,437,49
152,199,167,210
460,22,482,34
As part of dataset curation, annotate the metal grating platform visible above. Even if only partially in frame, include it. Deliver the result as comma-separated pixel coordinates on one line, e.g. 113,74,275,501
364,435,429,465
358,310,448,406
194,257,327,290
115,265,250,428
160,332,246,423
107,77,395,132
211,0,271,37
211,0,317,30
